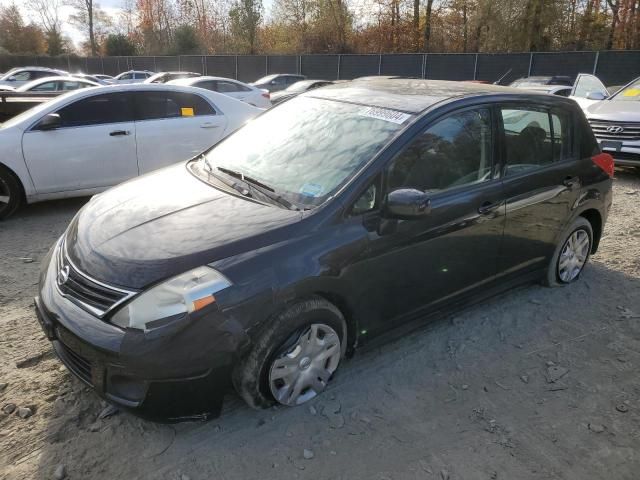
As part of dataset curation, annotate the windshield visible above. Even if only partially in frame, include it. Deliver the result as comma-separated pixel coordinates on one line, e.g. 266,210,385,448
612,80,640,102
199,97,410,208
286,81,312,93
254,74,277,84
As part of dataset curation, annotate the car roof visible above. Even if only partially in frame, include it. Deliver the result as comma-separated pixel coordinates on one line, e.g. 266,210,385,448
12,66,64,72
170,76,250,85
516,85,571,93
307,78,553,114
18,76,99,89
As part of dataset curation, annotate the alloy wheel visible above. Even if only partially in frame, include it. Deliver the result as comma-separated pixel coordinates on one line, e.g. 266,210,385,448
558,229,590,283
269,323,341,406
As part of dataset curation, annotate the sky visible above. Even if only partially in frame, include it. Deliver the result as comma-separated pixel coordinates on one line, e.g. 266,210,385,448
2,0,277,50
2,0,129,48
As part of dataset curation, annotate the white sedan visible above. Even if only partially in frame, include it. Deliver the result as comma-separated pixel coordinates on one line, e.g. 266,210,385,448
169,76,272,108
0,83,261,219
4,76,100,92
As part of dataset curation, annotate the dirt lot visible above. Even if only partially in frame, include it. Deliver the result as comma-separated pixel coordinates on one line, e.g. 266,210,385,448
1,170,639,480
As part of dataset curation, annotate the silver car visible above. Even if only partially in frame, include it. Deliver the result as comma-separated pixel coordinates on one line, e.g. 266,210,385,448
571,74,640,169
0,67,68,88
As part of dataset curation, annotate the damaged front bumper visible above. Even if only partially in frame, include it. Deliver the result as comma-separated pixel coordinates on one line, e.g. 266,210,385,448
34,247,249,423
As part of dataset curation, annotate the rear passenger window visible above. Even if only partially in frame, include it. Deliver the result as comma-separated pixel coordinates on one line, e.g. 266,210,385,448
55,93,134,127
11,71,31,81
135,92,215,120
31,81,58,92
501,108,552,175
551,110,572,162
214,81,240,93
388,108,493,193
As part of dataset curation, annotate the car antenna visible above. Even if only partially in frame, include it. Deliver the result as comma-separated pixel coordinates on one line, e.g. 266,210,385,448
494,68,512,85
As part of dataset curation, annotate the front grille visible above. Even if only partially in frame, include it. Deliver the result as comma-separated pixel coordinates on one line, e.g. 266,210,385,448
56,341,93,385
588,119,640,141
55,240,136,317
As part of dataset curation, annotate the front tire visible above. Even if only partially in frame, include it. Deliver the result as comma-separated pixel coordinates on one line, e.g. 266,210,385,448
544,217,593,287
232,297,347,409
0,165,23,220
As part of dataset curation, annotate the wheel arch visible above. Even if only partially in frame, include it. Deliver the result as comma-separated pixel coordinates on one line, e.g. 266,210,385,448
0,161,26,204
579,208,603,254
311,291,360,355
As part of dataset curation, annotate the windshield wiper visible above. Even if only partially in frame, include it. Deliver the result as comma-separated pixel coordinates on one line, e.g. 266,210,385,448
216,166,298,210
217,166,275,192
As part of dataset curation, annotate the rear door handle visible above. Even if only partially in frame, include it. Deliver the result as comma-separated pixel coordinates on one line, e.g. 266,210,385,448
109,130,130,136
200,122,220,129
478,201,501,215
563,176,580,189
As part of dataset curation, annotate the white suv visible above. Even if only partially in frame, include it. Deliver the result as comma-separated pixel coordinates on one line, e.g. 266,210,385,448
571,74,640,169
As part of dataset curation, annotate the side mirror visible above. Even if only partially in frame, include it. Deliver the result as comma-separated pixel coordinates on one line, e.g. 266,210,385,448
385,188,431,219
586,91,607,101
37,113,61,131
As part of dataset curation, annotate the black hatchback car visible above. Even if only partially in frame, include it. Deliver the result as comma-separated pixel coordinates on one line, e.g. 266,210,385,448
36,79,613,422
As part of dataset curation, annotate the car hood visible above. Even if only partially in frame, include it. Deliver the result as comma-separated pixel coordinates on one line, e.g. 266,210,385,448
65,162,303,289
586,100,640,121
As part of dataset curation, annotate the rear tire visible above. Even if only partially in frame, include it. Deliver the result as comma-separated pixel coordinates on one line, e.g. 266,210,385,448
232,297,347,410
544,217,593,287
0,165,23,220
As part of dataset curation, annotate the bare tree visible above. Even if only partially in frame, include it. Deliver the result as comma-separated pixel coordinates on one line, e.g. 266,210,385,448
26,0,65,54
68,0,98,56
423,0,435,51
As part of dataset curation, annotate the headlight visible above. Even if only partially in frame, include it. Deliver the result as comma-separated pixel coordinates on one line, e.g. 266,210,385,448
110,266,232,331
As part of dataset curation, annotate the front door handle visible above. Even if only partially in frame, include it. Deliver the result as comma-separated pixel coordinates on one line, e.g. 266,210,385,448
478,201,501,215
109,130,130,136
563,176,580,190
200,122,220,129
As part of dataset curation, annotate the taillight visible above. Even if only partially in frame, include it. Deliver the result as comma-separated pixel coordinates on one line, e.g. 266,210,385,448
262,92,270,99
592,152,614,177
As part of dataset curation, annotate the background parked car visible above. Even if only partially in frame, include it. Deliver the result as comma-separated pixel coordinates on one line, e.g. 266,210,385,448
509,76,573,87
251,74,306,92
0,84,261,219
511,84,572,97
169,76,272,108
113,70,154,84
8,76,100,92
144,71,201,83
571,75,640,170
270,79,334,105
0,67,67,88
72,73,113,85
92,74,115,82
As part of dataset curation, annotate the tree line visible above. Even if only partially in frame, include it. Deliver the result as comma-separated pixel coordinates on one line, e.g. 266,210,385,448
0,0,639,58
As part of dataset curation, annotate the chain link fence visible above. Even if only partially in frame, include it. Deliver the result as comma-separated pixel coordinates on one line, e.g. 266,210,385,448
1,51,638,86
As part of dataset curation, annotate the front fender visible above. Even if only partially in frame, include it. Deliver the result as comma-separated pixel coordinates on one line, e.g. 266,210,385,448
0,128,36,199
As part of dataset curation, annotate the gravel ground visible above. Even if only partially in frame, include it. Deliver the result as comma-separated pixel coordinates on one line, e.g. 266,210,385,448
1,169,639,480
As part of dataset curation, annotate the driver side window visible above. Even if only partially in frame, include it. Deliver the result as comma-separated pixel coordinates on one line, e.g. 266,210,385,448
388,108,493,193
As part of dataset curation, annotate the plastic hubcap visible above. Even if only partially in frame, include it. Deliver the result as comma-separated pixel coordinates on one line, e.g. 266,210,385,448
558,229,590,283
269,323,341,406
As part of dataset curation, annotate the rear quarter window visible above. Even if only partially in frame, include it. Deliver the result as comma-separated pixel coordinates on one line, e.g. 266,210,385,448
135,91,215,120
